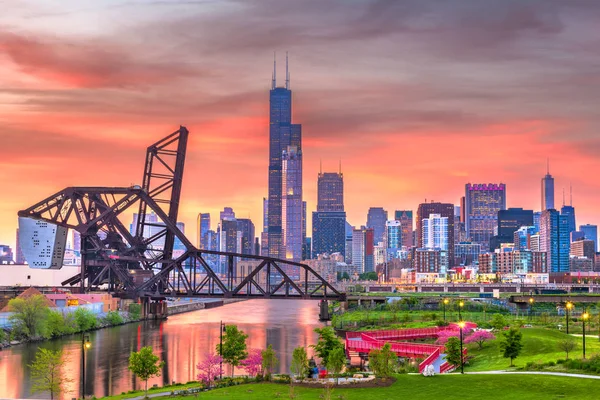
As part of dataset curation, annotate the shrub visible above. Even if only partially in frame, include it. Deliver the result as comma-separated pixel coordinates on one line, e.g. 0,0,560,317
104,311,124,326
129,303,142,320
74,308,98,331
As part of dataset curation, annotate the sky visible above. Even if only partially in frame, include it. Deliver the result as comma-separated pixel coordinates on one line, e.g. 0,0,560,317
1,0,600,251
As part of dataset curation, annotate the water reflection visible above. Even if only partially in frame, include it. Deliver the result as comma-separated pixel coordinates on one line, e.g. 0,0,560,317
0,299,325,399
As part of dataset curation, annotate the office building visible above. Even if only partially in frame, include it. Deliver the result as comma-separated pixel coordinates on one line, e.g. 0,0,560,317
533,212,541,233
385,220,402,250
580,224,598,252
455,242,481,266
395,210,414,248
414,248,448,274
312,170,346,258
352,226,374,273
266,55,302,260
465,183,506,249
18,217,67,269
417,202,455,266
570,239,596,269
561,204,576,235
422,213,449,250
540,209,570,273
541,162,554,210
0,245,13,264
513,226,537,250
491,208,534,251
282,145,303,261
317,171,344,212
366,207,388,245
236,218,256,257
198,213,211,249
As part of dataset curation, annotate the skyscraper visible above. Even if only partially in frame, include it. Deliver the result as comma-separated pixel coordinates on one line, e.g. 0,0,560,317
541,162,554,211
352,226,374,273
491,208,534,250
394,210,413,248
422,214,449,250
198,213,211,249
580,224,598,252
282,145,303,261
465,183,506,249
366,207,388,245
417,202,455,266
540,209,570,273
236,218,256,257
312,171,346,258
266,54,302,260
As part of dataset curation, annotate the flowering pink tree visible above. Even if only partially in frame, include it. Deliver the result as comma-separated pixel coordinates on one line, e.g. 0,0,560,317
197,353,223,389
241,348,263,378
464,330,496,349
435,330,460,345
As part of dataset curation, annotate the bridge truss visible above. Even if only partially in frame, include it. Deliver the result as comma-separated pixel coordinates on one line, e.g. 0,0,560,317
18,127,342,301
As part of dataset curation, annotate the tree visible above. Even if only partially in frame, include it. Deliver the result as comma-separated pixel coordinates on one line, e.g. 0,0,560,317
29,348,72,400
261,344,279,381
359,271,378,281
490,314,507,331
326,347,346,384
368,343,397,379
312,327,344,365
290,346,309,379
74,308,98,332
499,328,523,367
45,311,66,339
435,329,460,345
241,348,263,378
196,353,223,389
216,325,248,377
445,337,462,368
128,346,165,397
558,338,577,360
8,295,50,339
465,330,496,350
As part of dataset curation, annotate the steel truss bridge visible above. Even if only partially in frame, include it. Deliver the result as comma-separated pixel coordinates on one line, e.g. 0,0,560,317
18,127,343,301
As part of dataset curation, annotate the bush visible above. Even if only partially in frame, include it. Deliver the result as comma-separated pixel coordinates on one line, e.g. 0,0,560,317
0,328,6,343
74,308,98,332
436,320,449,327
104,311,124,326
129,304,142,320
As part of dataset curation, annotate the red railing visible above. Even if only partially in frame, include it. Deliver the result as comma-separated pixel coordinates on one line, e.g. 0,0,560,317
439,362,454,374
419,348,440,373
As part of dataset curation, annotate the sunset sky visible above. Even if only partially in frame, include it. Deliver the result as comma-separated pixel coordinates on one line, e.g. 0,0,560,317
1,0,600,251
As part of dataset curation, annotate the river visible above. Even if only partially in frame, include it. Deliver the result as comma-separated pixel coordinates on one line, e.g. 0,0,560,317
0,299,326,399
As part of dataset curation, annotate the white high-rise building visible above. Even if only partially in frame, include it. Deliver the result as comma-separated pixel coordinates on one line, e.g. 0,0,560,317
422,214,449,251
18,217,67,269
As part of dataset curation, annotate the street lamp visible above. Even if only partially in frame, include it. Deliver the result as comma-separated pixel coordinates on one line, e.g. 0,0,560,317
219,321,225,379
528,297,534,322
565,302,573,334
458,300,464,321
81,334,91,399
443,298,449,322
582,312,589,359
458,321,466,374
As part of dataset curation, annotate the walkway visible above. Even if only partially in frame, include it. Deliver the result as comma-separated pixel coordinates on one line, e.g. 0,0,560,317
463,371,600,380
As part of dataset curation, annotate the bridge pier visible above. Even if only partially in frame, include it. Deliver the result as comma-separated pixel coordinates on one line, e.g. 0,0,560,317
444,286,448,293
480,285,484,293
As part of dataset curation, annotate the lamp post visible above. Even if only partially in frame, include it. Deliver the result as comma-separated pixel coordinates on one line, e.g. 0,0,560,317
458,321,465,374
528,297,534,322
565,302,573,334
582,312,589,359
81,334,91,399
443,298,449,322
458,300,464,321
219,321,224,380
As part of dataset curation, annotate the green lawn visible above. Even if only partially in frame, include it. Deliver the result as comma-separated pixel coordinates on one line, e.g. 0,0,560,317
467,328,600,371
157,374,598,400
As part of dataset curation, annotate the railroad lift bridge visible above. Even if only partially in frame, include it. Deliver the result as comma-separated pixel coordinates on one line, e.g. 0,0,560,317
18,127,343,319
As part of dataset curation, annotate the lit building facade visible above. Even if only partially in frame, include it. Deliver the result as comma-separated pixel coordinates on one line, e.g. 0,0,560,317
540,209,570,273
282,145,303,261
465,183,506,249
422,213,448,251
417,202,455,266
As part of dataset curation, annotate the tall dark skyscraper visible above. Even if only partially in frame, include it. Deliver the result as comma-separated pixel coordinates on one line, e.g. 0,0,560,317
198,213,211,249
317,171,344,211
366,207,388,245
236,218,256,258
312,171,346,258
266,54,302,260
417,202,455,266
465,183,506,249
491,208,534,251
541,161,554,211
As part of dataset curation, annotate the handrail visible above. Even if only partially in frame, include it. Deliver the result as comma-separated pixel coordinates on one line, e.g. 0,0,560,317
419,348,440,373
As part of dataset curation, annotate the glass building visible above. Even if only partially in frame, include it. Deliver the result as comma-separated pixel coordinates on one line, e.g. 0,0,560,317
540,209,570,273
465,183,506,249
367,207,388,245
282,145,303,261
312,171,345,258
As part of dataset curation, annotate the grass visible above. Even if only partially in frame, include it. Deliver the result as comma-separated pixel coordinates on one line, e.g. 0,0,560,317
144,375,598,400
466,328,600,371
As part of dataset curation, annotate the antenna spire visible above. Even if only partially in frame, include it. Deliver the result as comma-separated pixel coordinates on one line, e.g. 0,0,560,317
319,159,322,174
570,183,573,206
285,51,290,89
546,158,550,175
272,52,276,89
339,159,342,174
562,188,565,207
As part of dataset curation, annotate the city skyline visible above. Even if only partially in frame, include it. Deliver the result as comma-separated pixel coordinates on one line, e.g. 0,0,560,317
1,1,600,251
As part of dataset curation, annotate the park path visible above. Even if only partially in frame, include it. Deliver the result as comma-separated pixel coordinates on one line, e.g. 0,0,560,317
461,371,600,379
